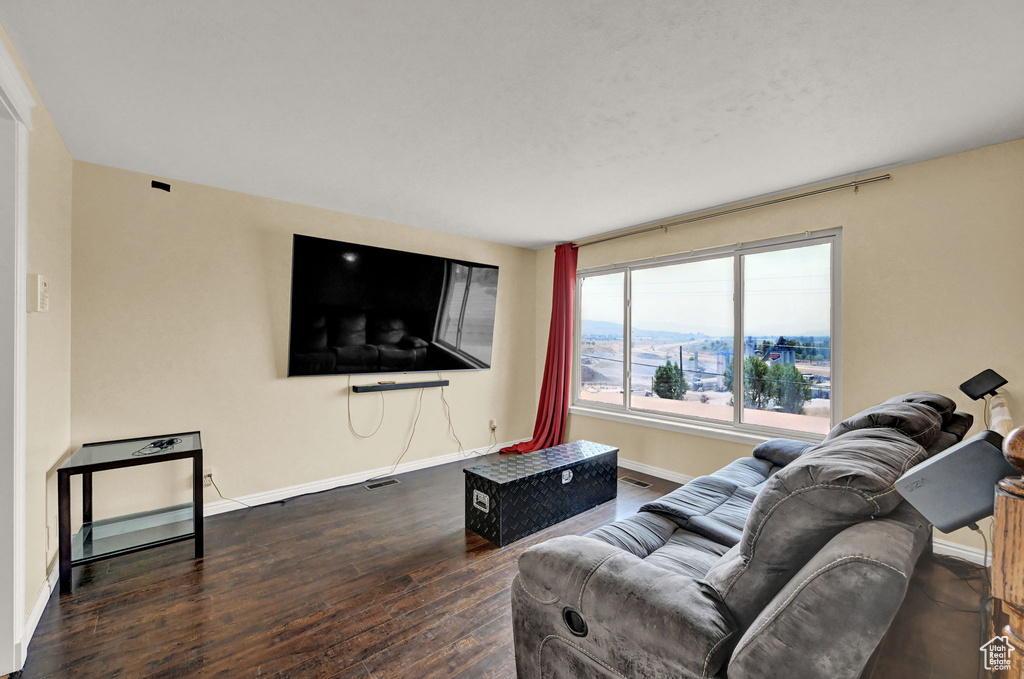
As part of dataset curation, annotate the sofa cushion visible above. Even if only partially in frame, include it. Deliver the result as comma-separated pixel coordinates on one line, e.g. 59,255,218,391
644,529,732,578
377,344,417,368
944,411,973,440
686,497,748,546
752,438,816,467
586,511,678,559
704,426,930,631
638,457,773,548
334,344,378,370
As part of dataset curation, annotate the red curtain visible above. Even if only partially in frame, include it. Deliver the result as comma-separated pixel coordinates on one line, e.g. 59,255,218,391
501,243,578,454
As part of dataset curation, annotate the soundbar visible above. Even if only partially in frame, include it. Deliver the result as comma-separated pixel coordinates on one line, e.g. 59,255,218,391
351,380,449,393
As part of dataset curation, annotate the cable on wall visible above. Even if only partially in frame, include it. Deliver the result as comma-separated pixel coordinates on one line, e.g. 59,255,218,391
347,375,385,438
364,387,426,483
437,372,466,453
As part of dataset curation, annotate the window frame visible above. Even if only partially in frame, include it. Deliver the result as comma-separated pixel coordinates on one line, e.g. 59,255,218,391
434,261,494,369
571,229,842,444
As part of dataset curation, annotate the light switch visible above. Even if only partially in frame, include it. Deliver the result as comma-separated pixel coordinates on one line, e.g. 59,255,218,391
28,274,49,313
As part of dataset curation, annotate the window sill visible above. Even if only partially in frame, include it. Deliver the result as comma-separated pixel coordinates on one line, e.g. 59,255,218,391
567,404,826,447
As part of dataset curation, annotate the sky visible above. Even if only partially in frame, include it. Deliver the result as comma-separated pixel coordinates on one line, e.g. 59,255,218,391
580,243,831,337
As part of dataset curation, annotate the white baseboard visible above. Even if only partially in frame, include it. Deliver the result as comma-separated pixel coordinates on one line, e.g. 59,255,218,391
933,538,989,566
203,438,529,516
618,457,696,486
17,563,57,666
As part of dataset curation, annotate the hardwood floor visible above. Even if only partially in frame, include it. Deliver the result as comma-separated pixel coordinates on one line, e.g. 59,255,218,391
862,551,990,679
14,456,988,678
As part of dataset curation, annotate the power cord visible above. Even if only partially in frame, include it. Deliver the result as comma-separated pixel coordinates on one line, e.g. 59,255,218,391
480,428,499,456
437,372,465,453
975,526,991,587
208,476,254,509
363,387,426,484
347,375,385,438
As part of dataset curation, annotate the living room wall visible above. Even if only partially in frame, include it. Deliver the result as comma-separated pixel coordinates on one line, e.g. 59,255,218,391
0,25,74,627
70,163,538,522
535,137,1024,551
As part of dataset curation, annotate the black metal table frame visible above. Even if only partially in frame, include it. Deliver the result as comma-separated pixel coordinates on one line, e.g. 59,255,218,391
57,431,204,594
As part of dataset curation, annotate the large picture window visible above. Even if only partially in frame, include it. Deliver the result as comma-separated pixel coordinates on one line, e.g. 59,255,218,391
574,231,839,438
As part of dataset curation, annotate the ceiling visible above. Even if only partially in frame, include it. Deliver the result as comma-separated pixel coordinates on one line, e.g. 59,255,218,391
2,2,1022,249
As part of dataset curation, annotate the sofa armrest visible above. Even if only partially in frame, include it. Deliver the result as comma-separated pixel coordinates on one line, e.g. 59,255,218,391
751,438,816,466
726,502,930,679
399,335,428,349
516,536,736,679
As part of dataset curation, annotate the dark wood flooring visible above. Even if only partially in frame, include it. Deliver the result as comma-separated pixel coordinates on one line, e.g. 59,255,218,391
15,456,988,678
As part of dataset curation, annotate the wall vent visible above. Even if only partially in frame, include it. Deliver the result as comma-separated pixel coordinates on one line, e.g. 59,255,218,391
364,479,400,490
619,476,651,489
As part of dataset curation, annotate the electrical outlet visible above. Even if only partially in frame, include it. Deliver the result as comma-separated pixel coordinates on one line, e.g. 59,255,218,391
489,419,498,432
203,468,214,488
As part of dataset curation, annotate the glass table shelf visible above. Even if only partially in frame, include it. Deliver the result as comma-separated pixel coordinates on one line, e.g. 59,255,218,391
58,431,204,593
71,503,196,565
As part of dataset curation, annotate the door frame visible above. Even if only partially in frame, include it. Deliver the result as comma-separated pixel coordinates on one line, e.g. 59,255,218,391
0,38,35,674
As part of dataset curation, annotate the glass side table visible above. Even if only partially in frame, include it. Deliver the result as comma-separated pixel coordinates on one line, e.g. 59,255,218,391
57,431,204,593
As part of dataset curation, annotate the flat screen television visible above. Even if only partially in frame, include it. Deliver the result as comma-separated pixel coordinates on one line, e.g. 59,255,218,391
288,234,499,377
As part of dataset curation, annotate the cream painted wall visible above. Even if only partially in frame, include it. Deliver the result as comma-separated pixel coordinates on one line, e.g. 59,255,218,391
537,138,1024,551
70,162,537,520
0,24,74,622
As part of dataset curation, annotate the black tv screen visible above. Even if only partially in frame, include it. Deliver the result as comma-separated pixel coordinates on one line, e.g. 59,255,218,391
288,234,499,376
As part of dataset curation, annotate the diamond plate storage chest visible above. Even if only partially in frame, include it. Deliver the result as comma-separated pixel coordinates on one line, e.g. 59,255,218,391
464,440,618,547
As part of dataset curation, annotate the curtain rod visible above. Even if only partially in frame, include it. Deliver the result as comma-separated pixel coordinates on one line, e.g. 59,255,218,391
570,174,891,249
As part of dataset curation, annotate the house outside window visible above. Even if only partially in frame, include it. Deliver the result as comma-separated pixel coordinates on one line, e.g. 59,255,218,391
574,229,840,439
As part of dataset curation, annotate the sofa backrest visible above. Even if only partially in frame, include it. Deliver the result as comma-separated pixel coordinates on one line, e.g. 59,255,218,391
704,392,969,632
370,317,407,345
333,311,368,346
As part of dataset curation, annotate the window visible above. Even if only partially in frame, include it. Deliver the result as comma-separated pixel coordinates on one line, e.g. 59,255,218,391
438,262,499,365
578,272,625,407
630,257,734,421
574,231,839,438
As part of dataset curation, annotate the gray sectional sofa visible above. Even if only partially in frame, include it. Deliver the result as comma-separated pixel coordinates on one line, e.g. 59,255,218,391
511,393,973,679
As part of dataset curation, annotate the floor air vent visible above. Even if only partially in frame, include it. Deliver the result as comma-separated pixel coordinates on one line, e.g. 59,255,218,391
619,476,651,488
364,479,400,490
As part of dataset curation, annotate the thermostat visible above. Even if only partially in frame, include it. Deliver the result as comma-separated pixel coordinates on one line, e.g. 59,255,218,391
28,274,49,313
